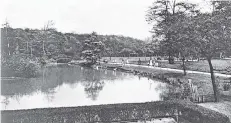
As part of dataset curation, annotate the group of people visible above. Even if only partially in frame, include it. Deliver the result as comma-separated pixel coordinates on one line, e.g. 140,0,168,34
121,59,129,65
119,58,159,67
147,59,159,67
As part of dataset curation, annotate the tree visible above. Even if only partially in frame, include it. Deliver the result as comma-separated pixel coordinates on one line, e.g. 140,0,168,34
47,44,58,58
168,14,198,75
68,35,81,59
120,48,132,57
146,47,154,59
189,2,231,102
146,0,199,64
41,20,56,56
136,49,144,57
105,48,113,60
2,19,12,56
81,32,104,65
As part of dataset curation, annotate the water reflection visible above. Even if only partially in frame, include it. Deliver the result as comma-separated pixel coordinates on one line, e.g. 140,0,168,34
1,65,174,110
81,68,105,100
83,80,105,101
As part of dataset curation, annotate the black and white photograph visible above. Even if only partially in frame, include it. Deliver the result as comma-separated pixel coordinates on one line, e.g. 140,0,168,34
1,0,231,122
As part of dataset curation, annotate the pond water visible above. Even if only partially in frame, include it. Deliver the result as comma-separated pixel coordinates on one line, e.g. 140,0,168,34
1,64,173,110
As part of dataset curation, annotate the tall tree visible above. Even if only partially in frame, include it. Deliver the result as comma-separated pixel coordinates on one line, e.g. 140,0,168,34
2,20,12,56
41,20,56,56
168,13,198,75
146,0,198,64
190,1,231,102
81,32,105,65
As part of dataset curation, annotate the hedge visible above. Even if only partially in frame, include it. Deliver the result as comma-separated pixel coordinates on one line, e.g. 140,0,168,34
1,100,230,123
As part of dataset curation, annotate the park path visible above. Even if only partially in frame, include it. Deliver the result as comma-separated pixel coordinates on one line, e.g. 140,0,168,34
125,64,231,78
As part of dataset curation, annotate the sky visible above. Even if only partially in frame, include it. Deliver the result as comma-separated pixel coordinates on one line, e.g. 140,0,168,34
0,0,211,40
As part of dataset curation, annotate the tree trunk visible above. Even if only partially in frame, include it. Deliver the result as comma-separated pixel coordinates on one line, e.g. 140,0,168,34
182,56,186,76
168,52,171,64
30,43,33,57
207,57,219,102
43,41,46,55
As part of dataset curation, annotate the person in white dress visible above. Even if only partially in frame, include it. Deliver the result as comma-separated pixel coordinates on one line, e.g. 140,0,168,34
149,59,153,66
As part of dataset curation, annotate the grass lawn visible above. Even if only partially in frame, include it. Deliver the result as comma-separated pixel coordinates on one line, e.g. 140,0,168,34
102,57,231,75
157,59,231,75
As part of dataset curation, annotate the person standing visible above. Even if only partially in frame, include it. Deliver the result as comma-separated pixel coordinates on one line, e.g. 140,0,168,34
149,59,153,66
138,58,141,65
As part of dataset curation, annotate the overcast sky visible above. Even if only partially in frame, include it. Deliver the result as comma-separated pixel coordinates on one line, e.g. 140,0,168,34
1,0,211,40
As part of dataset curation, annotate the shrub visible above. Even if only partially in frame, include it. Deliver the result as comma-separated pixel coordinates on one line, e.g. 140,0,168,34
223,83,231,91
1,54,41,78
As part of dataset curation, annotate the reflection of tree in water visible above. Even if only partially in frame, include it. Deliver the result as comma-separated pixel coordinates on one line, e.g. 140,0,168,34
84,80,105,101
82,68,105,100
2,94,27,110
1,78,37,97
1,96,10,109
44,88,56,103
1,65,127,102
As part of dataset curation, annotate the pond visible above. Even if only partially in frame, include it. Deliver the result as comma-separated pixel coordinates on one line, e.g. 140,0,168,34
1,64,174,110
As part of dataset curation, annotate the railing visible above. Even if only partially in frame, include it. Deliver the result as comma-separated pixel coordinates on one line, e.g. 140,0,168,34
1,100,230,123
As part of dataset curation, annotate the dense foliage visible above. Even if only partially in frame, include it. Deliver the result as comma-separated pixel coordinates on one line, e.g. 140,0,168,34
81,32,105,65
1,54,41,78
1,26,147,77
1,27,147,59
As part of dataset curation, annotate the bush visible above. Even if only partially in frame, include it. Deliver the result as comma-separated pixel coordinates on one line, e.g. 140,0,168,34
1,100,229,123
1,55,41,78
223,83,231,91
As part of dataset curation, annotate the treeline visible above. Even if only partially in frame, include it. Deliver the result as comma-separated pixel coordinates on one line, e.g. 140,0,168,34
1,27,147,59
